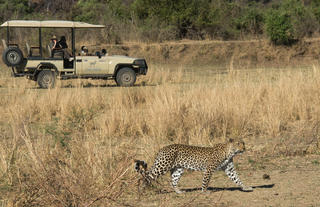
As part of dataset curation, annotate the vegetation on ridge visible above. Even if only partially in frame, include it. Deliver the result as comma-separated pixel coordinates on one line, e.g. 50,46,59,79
1,0,320,43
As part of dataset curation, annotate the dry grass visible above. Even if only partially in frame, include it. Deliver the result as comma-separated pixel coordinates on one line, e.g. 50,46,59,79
0,64,320,206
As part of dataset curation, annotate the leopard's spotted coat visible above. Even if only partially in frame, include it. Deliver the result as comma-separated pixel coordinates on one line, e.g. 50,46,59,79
135,140,252,193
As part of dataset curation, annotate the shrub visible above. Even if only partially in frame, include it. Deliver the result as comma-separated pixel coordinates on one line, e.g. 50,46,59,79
72,0,106,23
311,0,320,23
265,0,318,45
282,0,318,38
235,4,264,36
1,0,320,42
265,9,294,45
0,0,31,22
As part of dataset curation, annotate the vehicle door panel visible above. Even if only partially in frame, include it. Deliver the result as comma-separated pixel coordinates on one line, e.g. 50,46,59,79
76,56,109,75
75,57,83,75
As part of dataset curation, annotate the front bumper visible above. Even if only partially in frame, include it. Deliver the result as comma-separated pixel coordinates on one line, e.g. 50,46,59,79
137,66,148,75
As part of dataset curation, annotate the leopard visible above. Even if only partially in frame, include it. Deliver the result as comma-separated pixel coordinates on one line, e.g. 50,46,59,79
135,139,253,194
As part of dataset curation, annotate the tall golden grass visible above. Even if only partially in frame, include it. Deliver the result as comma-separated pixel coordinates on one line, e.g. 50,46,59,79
0,65,320,206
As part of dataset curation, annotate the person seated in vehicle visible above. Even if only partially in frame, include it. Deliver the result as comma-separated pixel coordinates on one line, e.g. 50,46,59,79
49,35,61,57
101,49,107,56
81,46,88,56
58,36,71,59
58,36,68,49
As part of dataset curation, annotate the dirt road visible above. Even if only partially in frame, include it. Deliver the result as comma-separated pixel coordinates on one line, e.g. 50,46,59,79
132,155,320,207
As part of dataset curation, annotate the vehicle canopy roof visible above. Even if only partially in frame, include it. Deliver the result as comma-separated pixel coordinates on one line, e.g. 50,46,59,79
1,20,105,28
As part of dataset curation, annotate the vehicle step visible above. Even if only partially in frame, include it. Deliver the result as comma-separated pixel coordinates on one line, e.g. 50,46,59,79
11,73,25,77
59,74,113,80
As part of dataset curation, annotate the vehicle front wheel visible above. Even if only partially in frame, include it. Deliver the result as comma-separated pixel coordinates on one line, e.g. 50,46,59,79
37,70,56,89
116,67,136,87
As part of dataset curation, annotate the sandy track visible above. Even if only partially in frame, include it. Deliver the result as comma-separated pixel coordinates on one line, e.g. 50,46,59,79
134,155,320,207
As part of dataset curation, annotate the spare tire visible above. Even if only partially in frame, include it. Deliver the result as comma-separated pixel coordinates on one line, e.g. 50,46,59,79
2,47,24,67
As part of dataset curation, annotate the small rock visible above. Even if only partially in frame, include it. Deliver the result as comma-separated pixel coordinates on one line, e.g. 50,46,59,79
263,174,270,180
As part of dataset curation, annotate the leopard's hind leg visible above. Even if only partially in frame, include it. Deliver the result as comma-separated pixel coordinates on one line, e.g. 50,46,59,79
201,169,214,192
147,150,176,180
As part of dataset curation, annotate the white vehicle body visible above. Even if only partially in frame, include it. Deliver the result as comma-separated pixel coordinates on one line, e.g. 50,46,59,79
1,20,148,88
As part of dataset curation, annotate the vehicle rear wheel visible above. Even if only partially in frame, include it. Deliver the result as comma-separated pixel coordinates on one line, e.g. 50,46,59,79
37,70,56,89
2,47,24,67
116,67,136,87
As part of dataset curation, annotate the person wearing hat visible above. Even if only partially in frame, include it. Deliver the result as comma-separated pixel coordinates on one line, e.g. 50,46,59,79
49,35,59,50
49,35,61,57
81,46,88,56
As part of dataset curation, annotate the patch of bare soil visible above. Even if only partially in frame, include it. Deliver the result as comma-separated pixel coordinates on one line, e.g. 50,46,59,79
129,155,320,207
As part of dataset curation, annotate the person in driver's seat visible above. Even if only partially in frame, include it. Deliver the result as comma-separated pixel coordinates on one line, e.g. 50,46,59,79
81,46,88,56
101,49,107,56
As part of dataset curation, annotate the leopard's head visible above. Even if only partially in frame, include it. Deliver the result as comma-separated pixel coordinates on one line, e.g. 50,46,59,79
227,139,246,155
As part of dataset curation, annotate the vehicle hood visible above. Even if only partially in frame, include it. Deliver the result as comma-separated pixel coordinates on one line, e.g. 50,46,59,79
108,55,143,63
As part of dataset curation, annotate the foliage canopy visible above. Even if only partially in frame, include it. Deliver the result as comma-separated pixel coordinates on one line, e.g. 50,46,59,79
1,0,320,44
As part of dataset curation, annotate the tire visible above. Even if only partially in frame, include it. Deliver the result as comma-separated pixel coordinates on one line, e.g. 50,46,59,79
116,67,136,87
15,58,28,73
37,70,56,89
2,47,24,67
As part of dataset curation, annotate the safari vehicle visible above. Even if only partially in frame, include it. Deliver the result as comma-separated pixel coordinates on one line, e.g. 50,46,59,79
1,20,148,88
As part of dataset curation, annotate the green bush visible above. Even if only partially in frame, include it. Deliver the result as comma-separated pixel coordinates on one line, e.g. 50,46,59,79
311,0,320,22
72,0,106,23
265,0,318,45
265,10,294,45
282,0,318,38
0,0,31,22
1,0,320,42
235,4,264,35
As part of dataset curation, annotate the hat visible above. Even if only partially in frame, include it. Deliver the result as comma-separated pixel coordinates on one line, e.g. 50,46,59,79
51,35,57,40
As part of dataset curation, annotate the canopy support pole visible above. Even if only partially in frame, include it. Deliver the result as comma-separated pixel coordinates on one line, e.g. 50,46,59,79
72,28,76,71
7,25,9,45
39,28,42,57
71,28,75,56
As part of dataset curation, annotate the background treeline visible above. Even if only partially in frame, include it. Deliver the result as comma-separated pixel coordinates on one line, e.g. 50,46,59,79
1,0,320,44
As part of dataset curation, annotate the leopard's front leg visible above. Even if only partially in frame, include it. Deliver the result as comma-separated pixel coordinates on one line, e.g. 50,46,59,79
224,161,253,192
